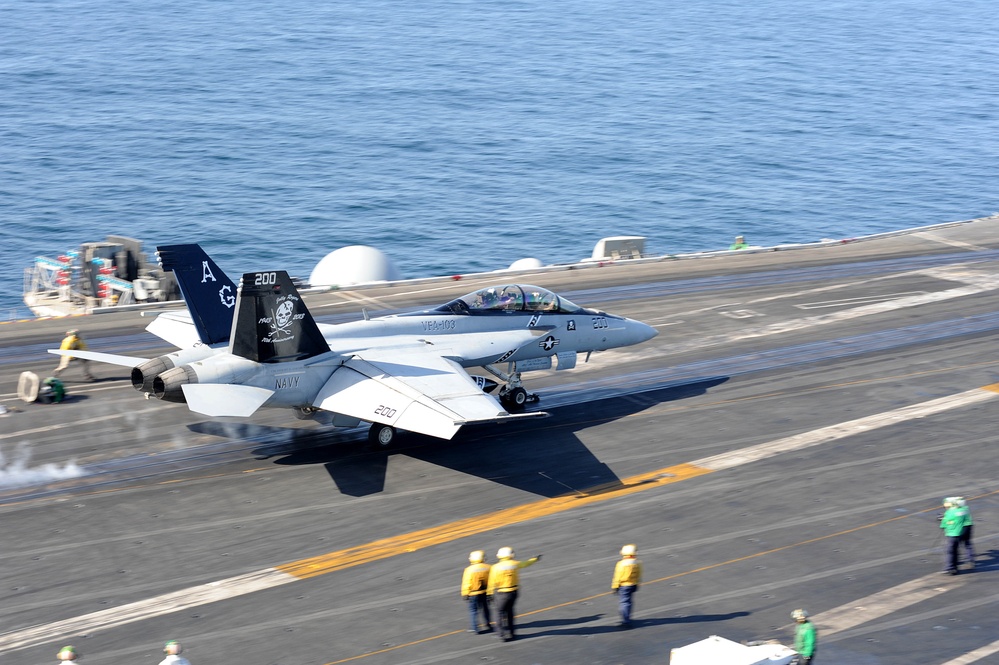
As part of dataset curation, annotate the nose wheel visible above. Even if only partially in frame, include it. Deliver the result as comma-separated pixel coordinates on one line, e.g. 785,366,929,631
500,387,529,411
486,365,540,413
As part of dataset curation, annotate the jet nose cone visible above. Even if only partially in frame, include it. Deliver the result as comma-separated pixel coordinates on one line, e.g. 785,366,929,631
626,319,658,344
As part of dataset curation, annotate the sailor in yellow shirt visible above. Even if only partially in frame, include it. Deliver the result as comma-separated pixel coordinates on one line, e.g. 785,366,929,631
461,550,493,633
52,329,95,381
611,544,642,628
486,546,541,642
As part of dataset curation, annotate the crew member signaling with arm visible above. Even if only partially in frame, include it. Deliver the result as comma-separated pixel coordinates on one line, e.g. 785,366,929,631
486,546,541,642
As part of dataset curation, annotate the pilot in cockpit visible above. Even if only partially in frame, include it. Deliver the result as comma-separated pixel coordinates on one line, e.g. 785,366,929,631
526,290,544,311
526,289,557,311
480,289,498,309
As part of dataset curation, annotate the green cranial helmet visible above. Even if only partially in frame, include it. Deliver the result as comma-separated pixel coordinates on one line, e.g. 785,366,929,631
57,645,78,661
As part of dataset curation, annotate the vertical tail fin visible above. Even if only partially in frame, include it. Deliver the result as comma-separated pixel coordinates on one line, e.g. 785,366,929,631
231,271,329,363
156,244,237,346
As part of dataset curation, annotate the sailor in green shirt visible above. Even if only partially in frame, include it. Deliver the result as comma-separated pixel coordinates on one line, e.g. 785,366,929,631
791,608,816,664
729,235,749,250
941,497,975,574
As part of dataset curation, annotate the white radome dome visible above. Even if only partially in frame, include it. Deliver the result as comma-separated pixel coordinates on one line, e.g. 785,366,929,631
309,246,402,287
507,257,545,271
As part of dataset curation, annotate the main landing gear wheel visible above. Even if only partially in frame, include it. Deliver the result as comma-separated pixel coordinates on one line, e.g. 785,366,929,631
502,387,529,411
368,423,397,448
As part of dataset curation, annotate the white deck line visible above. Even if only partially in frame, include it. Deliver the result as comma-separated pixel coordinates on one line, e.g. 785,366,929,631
811,572,960,636
0,569,297,652
692,387,999,471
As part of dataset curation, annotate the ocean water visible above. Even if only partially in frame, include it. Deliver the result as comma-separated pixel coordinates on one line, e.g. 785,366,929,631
2,0,998,319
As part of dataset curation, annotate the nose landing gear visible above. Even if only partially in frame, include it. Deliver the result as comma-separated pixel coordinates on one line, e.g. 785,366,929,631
485,364,539,412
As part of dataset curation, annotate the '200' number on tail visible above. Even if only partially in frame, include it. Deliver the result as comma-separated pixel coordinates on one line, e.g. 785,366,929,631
254,272,278,285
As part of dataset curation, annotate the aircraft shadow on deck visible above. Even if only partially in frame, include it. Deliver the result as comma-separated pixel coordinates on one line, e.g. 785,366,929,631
516,610,751,638
192,377,728,497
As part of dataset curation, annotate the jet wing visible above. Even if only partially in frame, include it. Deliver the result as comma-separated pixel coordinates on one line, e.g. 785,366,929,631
313,346,545,440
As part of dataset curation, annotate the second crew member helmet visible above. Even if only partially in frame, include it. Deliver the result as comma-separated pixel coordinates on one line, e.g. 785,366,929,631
620,544,637,556
497,546,514,560
955,497,967,507
66,329,79,336
57,645,78,660
164,640,183,655
791,608,809,620
469,550,485,564
943,497,955,508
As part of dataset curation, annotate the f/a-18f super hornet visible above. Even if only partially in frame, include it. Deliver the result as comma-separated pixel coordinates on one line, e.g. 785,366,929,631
51,245,657,445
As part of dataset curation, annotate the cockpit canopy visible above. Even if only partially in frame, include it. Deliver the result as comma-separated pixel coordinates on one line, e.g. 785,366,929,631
435,284,583,315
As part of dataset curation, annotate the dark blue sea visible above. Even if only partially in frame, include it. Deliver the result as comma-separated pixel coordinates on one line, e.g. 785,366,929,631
2,0,998,319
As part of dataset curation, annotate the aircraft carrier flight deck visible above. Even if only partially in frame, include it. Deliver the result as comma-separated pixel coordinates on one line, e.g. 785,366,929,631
1,217,998,664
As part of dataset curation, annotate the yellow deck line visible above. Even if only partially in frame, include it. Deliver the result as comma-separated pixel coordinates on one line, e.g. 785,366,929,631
277,462,712,578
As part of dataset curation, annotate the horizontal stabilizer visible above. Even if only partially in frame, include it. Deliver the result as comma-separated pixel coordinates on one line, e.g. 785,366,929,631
181,384,275,417
48,349,147,368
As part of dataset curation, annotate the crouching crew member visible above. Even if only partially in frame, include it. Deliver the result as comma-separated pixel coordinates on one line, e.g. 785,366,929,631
52,329,95,381
487,546,541,642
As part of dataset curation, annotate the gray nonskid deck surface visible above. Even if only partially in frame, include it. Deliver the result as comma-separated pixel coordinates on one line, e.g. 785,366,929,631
1,218,997,664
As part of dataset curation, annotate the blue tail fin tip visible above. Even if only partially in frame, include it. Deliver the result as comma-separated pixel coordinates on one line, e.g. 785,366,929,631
156,244,237,346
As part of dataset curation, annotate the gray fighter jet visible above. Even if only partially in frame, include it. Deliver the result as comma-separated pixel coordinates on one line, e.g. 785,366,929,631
51,249,657,446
